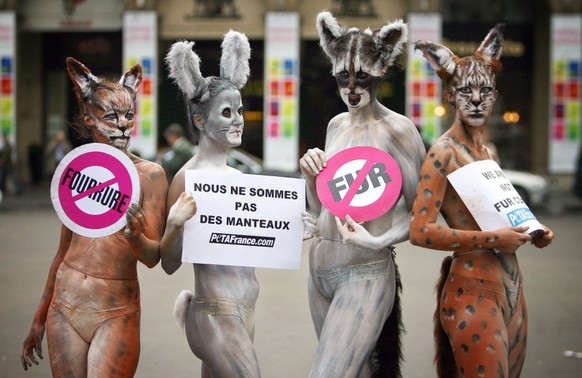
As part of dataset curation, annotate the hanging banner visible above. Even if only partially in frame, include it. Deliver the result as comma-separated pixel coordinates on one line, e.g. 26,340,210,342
447,160,543,234
406,13,442,144
182,170,305,270
0,12,15,146
123,11,158,160
549,14,581,173
263,12,300,172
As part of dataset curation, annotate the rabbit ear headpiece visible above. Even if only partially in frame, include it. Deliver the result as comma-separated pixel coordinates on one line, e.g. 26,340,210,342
165,30,250,102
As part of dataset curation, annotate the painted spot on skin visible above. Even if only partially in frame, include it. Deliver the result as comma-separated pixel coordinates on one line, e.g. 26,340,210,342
420,207,428,216
461,343,469,353
425,237,434,245
458,320,467,330
480,320,488,330
466,304,475,314
420,227,428,233
423,188,433,198
472,333,480,343
487,345,495,354
434,160,442,168
464,260,474,270
477,365,485,376
451,242,460,248
435,200,442,209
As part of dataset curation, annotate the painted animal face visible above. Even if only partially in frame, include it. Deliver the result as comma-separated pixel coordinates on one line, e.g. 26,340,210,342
414,24,504,128
85,88,136,149
66,57,142,151
202,89,244,147
316,11,407,109
447,58,498,127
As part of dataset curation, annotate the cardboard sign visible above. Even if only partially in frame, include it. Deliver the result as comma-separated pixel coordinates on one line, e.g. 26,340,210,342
315,146,403,222
50,143,140,237
182,170,305,270
447,160,543,234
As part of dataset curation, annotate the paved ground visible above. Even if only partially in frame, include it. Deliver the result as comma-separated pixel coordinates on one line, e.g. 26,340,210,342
0,184,581,377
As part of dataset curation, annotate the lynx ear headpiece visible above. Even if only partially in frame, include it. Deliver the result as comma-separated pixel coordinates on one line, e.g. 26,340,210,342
316,11,408,78
414,23,504,82
165,30,251,103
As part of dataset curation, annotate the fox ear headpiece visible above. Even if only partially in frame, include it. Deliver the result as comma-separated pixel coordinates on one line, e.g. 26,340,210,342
414,23,504,81
316,11,408,77
66,57,142,103
165,30,251,102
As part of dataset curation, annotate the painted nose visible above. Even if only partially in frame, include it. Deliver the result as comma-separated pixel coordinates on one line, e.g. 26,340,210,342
119,125,128,133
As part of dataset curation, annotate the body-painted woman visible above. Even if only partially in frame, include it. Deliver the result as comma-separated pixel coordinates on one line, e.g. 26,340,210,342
21,58,168,376
160,31,261,377
411,25,553,377
300,12,426,377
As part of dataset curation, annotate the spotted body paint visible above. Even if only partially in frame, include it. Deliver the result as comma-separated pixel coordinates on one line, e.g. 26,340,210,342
411,25,553,377
20,58,168,376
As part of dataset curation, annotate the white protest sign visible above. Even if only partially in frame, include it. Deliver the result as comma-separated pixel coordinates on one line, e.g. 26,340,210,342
447,160,543,234
50,143,140,237
182,170,305,269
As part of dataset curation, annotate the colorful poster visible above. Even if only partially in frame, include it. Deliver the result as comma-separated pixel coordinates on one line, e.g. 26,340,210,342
406,13,442,144
0,12,15,147
549,14,581,173
123,11,157,160
263,12,300,172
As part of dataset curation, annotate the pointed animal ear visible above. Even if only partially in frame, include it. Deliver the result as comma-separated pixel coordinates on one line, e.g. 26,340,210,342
376,19,408,68
476,23,504,63
66,57,101,101
316,11,346,60
120,64,143,95
165,40,207,100
414,40,458,80
220,30,251,89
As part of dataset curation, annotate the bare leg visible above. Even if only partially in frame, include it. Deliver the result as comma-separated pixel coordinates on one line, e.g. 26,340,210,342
307,272,331,340
46,306,89,377
309,276,395,378
88,312,140,378
185,308,260,378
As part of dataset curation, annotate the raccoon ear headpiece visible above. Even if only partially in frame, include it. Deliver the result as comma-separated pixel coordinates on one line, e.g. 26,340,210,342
316,11,408,75
415,23,504,81
220,30,251,90
165,40,207,101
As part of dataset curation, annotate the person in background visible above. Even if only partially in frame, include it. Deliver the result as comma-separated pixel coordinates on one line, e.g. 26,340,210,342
0,130,24,195
161,123,193,184
45,130,72,177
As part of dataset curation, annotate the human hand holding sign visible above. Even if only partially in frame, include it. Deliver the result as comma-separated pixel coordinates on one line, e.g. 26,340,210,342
300,147,327,178
168,191,197,227
335,214,383,251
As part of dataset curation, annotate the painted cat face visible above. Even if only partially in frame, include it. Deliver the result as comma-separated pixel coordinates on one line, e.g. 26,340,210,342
85,88,136,149
415,24,504,127
66,57,142,151
447,58,498,127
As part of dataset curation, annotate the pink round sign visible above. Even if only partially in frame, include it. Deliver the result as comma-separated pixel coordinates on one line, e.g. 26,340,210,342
50,143,140,237
316,146,402,222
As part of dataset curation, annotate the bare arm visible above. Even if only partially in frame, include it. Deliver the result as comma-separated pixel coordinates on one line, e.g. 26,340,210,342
299,147,326,215
21,226,72,371
124,163,168,268
409,143,531,253
160,173,197,275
